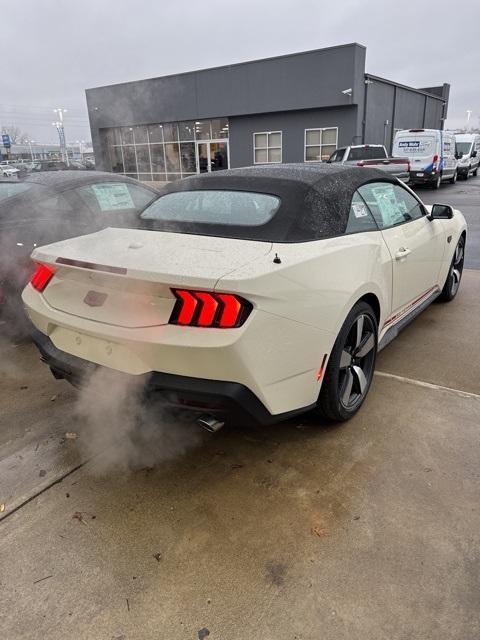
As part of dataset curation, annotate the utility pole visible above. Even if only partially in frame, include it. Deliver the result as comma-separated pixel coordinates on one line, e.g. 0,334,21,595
27,139,35,160
52,108,69,166
466,110,472,130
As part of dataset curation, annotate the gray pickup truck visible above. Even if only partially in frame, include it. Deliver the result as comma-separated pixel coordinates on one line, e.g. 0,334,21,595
327,144,410,182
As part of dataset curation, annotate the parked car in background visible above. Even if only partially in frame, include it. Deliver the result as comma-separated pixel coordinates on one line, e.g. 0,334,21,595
393,129,458,188
455,133,480,180
327,144,410,182
0,171,157,337
0,165,19,177
22,165,466,426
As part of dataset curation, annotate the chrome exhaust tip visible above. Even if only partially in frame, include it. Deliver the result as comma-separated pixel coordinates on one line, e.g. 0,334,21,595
196,414,225,433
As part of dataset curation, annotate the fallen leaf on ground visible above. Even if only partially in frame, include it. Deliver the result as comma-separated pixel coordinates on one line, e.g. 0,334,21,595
72,511,87,524
50,395,57,402
153,552,162,562
0,504,5,513
311,526,328,537
65,432,78,440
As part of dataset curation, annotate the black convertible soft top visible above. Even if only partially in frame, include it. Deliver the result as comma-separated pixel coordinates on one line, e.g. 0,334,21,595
148,163,397,242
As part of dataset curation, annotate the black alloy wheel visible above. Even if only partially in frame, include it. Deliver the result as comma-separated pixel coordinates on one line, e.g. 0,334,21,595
439,236,465,302
317,301,377,422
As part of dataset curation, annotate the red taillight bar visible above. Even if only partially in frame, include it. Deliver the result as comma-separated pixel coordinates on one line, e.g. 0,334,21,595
170,289,252,329
30,264,56,293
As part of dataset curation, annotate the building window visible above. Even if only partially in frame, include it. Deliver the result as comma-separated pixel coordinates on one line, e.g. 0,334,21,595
103,117,229,183
304,127,338,162
253,131,282,164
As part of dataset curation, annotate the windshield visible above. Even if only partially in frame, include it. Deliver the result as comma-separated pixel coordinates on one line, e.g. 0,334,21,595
140,190,281,226
456,142,472,157
349,147,386,161
328,149,345,162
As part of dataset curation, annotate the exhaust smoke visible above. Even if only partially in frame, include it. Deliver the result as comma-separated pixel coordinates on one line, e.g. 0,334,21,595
74,366,205,475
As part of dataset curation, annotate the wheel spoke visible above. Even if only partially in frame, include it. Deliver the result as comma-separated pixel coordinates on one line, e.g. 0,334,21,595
341,369,354,405
454,245,464,266
340,350,352,368
452,268,461,284
355,315,364,348
352,365,368,394
355,332,375,358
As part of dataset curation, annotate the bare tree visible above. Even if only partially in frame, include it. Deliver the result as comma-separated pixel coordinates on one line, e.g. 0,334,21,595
1,125,31,144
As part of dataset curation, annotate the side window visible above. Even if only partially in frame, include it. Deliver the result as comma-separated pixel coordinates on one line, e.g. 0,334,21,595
345,191,379,234
357,182,424,229
74,182,155,215
36,193,73,214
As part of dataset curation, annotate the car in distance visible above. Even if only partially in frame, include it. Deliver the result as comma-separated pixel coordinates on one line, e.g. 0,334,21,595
23,165,466,425
0,164,19,177
455,133,480,180
327,144,410,182
0,171,157,336
393,129,458,188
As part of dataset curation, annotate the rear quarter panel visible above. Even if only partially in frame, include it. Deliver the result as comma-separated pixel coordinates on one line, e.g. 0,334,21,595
218,230,393,337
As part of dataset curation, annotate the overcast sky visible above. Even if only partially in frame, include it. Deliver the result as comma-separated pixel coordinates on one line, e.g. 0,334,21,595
2,0,479,144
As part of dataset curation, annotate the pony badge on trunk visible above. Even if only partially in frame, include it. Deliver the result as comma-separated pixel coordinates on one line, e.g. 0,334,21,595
84,290,108,307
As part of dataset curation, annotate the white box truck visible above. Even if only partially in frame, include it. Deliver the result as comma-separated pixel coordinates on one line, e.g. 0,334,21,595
392,129,457,189
455,133,480,180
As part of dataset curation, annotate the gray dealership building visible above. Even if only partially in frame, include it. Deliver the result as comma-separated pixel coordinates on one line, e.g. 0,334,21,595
86,43,450,183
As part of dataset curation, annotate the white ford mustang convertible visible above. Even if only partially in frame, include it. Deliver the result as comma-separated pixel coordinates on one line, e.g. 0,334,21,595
23,165,466,425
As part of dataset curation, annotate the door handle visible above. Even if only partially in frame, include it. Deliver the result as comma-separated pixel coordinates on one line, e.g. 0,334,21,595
395,247,411,260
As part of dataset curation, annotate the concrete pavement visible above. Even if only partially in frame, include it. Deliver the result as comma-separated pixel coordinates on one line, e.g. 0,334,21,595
0,182,479,639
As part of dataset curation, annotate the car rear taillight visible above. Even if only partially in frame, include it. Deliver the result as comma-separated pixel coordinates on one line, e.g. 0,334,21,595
170,289,252,328
30,264,56,292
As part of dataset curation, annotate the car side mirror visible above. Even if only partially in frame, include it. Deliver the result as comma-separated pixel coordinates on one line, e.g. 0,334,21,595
455,152,462,160
429,204,454,220
472,150,477,158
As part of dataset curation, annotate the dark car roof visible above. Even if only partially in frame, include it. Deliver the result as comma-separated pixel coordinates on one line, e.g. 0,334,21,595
171,162,392,187
149,163,397,243
20,170,157,193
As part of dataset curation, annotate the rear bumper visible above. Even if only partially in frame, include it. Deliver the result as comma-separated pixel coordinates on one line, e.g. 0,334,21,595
409,170,437,184
31,329,315,426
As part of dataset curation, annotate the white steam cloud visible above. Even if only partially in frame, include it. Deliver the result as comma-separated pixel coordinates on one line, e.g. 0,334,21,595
73,366,205,474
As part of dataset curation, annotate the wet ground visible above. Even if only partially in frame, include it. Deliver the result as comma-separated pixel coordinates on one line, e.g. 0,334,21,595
0,179,479,640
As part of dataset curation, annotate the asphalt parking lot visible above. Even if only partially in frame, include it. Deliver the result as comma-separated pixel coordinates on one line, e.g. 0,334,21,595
0,179,479,640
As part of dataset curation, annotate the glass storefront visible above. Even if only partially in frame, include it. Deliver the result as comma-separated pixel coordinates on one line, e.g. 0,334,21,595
103,118,229,182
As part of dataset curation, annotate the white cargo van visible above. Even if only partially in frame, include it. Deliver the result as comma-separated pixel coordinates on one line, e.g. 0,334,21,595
392,129,457,189
455,133,480,179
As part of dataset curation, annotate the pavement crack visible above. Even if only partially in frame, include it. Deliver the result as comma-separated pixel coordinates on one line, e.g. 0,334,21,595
0,460,89,523
375,370,480,400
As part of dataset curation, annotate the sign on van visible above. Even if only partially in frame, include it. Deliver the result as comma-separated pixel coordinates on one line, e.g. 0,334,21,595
398,141,420,148
398,139,432,154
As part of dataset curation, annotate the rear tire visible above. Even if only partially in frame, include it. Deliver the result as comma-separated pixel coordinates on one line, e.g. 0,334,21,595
464,168,470,180
473,166,478,177
432,174,442,189
317,301,378,422
449,171,457,184
438,236,465,302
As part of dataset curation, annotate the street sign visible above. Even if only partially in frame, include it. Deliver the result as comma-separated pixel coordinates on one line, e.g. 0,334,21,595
2,134,11,149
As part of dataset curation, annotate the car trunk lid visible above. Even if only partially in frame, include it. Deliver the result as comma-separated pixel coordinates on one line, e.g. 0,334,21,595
32,227,272,328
